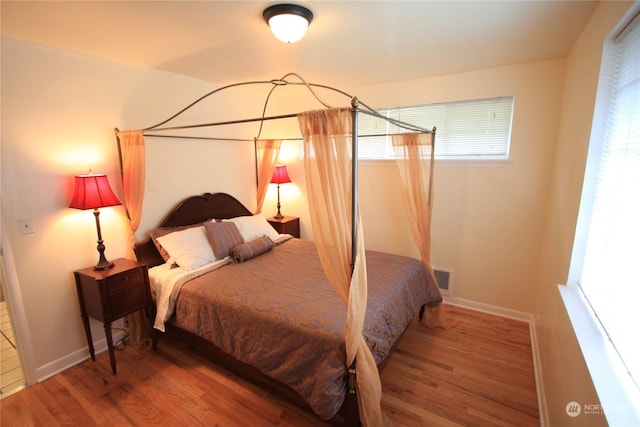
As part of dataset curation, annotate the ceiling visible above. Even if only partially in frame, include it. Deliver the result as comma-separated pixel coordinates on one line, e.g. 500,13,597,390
1,1,599,89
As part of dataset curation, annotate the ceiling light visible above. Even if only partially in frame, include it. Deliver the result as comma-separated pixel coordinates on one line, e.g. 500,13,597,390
263,4,313,44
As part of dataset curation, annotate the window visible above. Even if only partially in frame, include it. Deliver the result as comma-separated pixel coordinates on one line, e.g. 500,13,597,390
357,97,514,161
573,14,640,393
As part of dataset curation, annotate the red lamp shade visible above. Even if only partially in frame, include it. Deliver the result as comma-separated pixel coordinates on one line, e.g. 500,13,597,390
69,174,121,210
270,165,292,185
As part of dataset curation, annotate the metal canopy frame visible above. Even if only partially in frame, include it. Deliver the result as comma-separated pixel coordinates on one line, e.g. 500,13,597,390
115,72,436,426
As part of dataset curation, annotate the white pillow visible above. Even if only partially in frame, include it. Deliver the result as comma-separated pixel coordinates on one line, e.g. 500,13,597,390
226,214,280,242
155,226,217,270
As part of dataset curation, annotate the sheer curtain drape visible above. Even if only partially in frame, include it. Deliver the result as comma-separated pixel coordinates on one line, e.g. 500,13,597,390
392,133,445,327
116,129,150,344
298,108,382,427
254,139,282,214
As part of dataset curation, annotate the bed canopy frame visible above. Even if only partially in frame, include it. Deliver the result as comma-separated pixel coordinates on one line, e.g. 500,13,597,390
116,72,435,266
115,73,438,427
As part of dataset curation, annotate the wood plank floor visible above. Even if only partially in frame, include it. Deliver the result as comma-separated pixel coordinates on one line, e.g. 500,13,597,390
0,304,539,426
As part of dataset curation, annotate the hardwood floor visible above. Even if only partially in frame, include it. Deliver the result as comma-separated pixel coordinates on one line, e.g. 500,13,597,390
381,305,539,426
0,304,539,426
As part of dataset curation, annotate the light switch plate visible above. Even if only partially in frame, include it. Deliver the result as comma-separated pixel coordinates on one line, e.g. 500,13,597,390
18,218,34,235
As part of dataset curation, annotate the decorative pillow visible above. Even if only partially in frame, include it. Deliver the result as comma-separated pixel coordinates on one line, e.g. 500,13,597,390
149,224,199,262
231,236,274,263
227,214,280,242
155,226,217,270
203,221,244,259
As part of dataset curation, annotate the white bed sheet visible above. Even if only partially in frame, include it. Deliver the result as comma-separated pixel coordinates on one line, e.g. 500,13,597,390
149,258,230,331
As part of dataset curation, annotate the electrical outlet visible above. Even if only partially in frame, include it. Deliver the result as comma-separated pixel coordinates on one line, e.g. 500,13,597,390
18,218,34,235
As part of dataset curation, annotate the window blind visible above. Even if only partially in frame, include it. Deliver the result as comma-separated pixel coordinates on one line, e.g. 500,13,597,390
579,17,640,389
357,97,514,160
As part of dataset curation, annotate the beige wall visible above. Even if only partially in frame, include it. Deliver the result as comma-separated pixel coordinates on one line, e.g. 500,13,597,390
0,37,257,380
272,59,566,314
534,1,635,426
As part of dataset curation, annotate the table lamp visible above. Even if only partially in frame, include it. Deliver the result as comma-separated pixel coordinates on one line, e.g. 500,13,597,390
270,165,291,219
69,173,121,270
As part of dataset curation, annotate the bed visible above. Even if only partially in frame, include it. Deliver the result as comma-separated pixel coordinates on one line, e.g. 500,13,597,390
134,192,442,426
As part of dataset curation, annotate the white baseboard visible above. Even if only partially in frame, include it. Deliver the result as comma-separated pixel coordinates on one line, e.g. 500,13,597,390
444,295,532,322
528,317,549,427
34,331,125,383
443,296,547,426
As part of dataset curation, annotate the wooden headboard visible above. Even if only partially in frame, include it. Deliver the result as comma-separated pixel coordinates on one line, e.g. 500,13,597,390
134,192,253,267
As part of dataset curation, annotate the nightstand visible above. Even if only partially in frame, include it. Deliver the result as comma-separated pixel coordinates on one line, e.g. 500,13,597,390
73,258,152,375
267,216,300,238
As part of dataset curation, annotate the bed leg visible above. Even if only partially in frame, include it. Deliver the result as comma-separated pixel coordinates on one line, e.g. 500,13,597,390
345,394,359,427
151,329,158,351
345,363,360,426
419,304,426,321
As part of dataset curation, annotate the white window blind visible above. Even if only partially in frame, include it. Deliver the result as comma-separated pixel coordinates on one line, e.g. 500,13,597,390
578,17,640,390
357,97,514,160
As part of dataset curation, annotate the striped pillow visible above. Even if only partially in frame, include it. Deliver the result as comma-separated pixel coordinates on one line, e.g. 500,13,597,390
203,221,244,259
231,236,274,263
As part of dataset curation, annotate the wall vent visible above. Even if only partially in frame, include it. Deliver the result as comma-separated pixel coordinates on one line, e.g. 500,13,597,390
433,266,452,295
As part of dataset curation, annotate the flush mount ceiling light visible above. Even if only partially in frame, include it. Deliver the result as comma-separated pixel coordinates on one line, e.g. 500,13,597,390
263,3,313,43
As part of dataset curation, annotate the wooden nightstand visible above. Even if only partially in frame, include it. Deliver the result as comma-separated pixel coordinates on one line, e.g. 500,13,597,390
267,216,300,238
73,258,152,375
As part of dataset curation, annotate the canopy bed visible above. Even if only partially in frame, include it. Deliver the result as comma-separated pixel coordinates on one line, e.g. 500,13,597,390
115,73,443,427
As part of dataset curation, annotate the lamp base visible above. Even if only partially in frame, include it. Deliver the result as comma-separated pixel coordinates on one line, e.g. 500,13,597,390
94,260,115,271
94,236,114,270
275,184,284,219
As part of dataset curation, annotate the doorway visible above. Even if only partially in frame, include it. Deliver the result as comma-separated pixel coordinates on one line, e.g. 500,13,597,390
0,251,27,398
